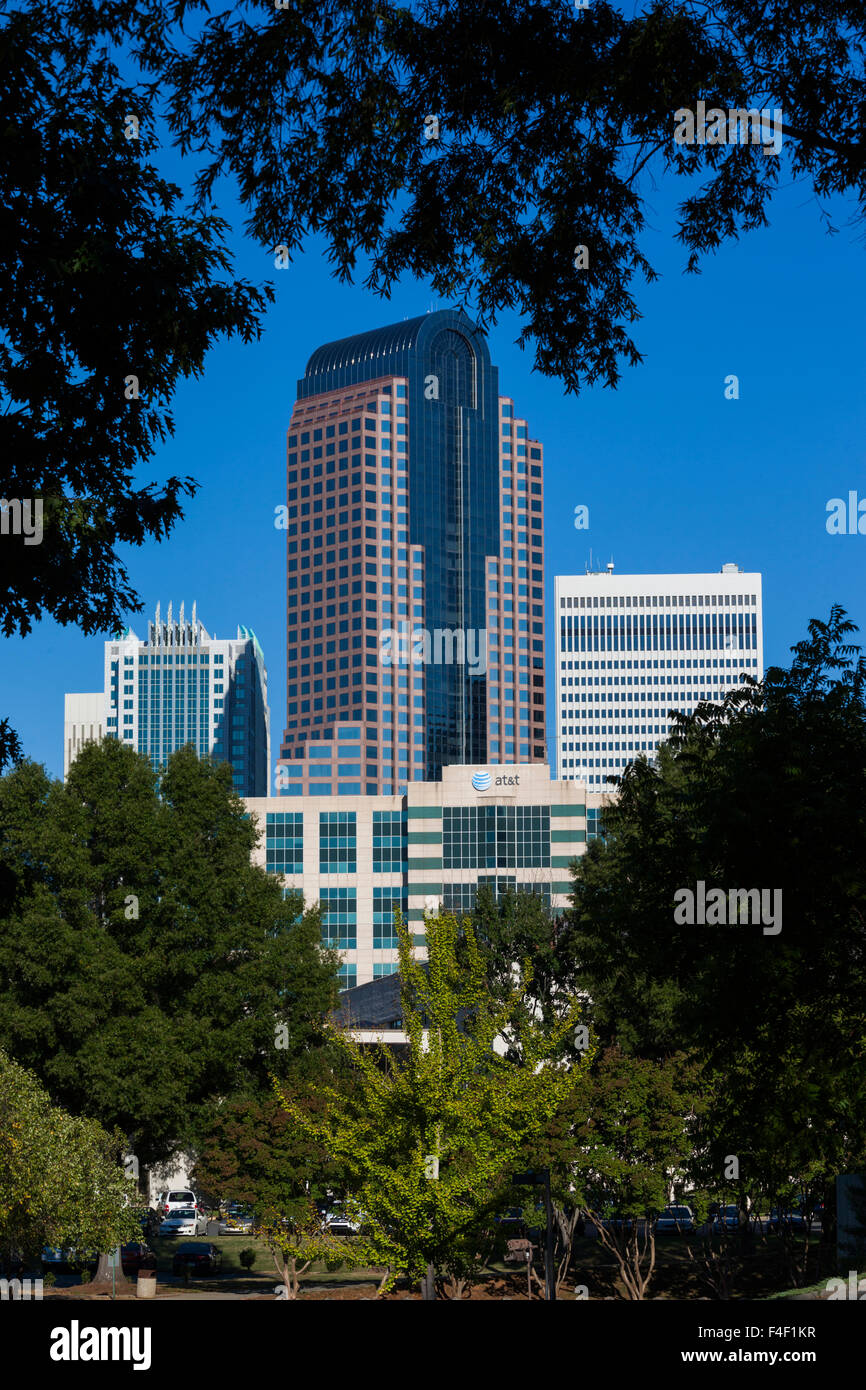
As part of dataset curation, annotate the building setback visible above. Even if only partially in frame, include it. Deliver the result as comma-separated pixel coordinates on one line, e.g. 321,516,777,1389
63,602,270,796
276,308,546,798
247,761,605,989
555,564,764,789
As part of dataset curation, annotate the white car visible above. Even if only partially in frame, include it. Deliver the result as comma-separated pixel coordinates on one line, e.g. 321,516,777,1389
655,1205,695,1233
323,1209,361,1236
159,1208,208,1237
157,1189,204,1220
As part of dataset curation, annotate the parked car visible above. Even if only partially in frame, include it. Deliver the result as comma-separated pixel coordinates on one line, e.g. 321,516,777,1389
159,1207,208,1237
711,1204,740,1231
767,1206,808,1233
41,1247,98,1274
171,1242,223,1277
323,1209,360,1237
157,1189,202,1219
219,1205,254,1235
120,1243,155,1276
655,1205,695,1234
599,1216,635,1234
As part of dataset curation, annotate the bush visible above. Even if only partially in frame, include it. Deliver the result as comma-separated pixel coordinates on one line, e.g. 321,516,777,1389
239,1247,256,1271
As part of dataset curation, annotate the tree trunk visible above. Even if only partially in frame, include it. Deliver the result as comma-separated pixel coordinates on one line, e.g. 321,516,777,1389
421,1263,436,1300
87,1248,132,1292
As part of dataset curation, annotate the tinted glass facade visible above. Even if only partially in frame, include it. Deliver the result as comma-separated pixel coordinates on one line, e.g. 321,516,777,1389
442,805,551,869
278,310,544,795
100,604,270,795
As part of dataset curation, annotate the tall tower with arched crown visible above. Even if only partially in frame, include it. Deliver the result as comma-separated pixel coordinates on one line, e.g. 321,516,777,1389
278,309,546,796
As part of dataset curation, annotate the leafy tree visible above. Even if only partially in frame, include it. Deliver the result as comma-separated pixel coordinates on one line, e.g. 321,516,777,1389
0,739,341,1168
258,1197,352,1301
568,608,866,1234
191,1053,354,1214
57,0,866,396
465,885,584,1063
192,1054,361,1302
0,720,22,775
0,1050,141,1273
276,910,589,1298
0,2,270,643
518,1045,704,1300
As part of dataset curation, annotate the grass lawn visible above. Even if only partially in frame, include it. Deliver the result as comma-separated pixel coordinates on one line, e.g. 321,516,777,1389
149,1231,385,1293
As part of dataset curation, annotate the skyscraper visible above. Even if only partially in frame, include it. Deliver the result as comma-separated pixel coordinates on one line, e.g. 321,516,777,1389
64,602,270,795
555,564,763,789
276,309,546,796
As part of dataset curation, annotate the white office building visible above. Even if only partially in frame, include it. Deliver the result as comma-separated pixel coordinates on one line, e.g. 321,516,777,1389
247,761,603,989
63,692,105,778
555,564,763,789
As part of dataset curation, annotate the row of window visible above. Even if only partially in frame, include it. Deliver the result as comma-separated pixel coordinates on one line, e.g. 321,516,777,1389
443,806,551,869
560,593,757,609
560,613,759,654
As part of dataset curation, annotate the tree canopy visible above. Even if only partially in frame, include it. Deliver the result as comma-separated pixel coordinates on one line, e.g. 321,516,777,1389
59,0,866,394
0,1049,142,1270
277,910,589,1295
568,607,866,1206
0,739,341,1167
0,1,270,644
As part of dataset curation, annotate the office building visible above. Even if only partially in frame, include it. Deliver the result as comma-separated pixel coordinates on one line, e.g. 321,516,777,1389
276,309,546,797
555,564,763,789
63,692,105,778
64,601,270,795
247,761,601,989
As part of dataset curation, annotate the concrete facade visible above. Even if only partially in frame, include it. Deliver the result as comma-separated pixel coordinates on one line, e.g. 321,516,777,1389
248,762,605,988
63,691,105,778
555,563,764,789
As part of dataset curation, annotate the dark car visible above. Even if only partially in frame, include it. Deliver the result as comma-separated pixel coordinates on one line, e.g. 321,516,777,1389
171,1242,223,1277
121,1243,155,1277
767,1206,808,1233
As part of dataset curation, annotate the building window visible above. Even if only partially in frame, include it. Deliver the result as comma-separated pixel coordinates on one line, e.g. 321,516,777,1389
321,887,357,948
373,963,399,979
319,810,357,872
373,887,406,947
265,812,304,874
373,811,406,870
442,805,550,869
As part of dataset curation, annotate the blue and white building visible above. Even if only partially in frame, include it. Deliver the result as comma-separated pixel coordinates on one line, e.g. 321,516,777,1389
64,601,270,795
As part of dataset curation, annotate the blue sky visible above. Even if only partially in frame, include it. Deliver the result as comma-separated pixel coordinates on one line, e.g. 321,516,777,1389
3,131,864,780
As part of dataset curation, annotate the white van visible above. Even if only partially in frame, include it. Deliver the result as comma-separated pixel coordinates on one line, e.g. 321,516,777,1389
157,1188,202,1219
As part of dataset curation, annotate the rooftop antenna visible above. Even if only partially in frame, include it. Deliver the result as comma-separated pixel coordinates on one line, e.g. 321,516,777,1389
607,556,615,574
